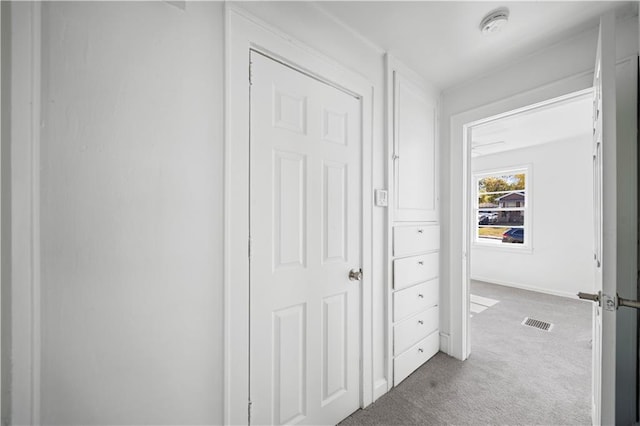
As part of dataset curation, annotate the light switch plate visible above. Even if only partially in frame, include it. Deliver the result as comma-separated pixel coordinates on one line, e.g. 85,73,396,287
375,189,388,207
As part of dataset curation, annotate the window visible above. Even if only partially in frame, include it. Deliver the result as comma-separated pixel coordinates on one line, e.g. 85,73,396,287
474,167,529,247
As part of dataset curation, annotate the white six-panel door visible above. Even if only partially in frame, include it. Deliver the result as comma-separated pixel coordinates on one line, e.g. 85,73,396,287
249,51,362,425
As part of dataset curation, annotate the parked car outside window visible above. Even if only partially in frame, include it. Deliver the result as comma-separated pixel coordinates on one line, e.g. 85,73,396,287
502,228,524,243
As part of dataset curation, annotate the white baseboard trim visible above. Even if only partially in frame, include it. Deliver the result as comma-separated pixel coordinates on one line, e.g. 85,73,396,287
439,332,451,355
373,378,388,402
471,276,580,300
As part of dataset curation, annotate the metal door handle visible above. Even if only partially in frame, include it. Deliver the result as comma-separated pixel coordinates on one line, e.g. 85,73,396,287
349,268,362,281
418,320,424,325
418,348,424,353
418,294,424,299
417,229,424,234
418,261,424,266
619,297,640,309
578,291,600,303
577,291,640,311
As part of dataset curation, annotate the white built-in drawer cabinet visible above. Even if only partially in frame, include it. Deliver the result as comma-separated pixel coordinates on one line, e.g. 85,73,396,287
392,224,440,387
387,64,440,390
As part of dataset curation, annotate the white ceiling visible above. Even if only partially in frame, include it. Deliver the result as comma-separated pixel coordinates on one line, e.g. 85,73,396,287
471,92,592,157
315,1,637,89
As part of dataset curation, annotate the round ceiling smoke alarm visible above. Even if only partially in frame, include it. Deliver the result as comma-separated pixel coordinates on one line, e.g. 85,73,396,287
480,8,510,34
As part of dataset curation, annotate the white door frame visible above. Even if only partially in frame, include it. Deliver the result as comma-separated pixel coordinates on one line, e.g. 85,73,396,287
458,87,593,359
224,6,374,424
449,55,637,422
448,70,595,360
7,2,42,424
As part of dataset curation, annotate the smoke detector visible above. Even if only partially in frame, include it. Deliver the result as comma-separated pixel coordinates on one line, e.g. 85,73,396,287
480,8,509,34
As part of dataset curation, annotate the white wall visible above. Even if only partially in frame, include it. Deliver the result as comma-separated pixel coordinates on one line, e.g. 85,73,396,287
37,2,224,424
440,14,638,358
470,136,594,298
9,1,395,424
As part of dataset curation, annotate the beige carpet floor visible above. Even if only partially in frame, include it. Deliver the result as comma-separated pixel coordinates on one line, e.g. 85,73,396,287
339,280,592,425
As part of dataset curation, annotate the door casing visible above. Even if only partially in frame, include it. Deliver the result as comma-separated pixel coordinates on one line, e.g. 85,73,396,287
448,74,596,360
224,6,374,424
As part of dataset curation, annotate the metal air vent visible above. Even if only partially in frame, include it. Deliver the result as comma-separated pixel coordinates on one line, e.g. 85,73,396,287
521,317,553,332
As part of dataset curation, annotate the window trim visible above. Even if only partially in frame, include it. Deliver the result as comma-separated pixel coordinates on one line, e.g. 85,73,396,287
472,165,532,252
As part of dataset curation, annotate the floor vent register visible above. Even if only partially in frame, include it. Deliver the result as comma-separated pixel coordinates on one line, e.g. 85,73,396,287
521,317,553,332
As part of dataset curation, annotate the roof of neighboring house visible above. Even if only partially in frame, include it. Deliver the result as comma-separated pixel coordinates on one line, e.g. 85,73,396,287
495,192,524,202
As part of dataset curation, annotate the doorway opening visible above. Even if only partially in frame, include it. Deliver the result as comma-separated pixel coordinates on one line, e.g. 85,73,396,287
465,89,594,423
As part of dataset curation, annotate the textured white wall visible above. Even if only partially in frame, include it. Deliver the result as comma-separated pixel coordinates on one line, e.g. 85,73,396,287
39,2,224,424
16,1,394,424
470,136,594,298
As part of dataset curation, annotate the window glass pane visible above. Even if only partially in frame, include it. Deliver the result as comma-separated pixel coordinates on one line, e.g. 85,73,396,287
478,211,524,226
478,194,500,205
496,192,525,208
478,173,525,194
494,211,524,226
477,226,524,244
477,226,510,241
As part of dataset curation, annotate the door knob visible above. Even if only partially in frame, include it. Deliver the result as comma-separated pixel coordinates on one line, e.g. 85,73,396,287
349,268,363,281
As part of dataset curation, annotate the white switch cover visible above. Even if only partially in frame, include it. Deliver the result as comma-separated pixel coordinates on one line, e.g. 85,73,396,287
375,189,388,207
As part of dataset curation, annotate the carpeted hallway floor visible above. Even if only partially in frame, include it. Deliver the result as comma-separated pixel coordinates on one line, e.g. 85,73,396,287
339,280,592,425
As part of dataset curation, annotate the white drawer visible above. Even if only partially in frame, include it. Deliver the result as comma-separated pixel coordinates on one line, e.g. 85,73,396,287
393,252,438,290
393,279,438,322
394,306,439,356
393,331,439,386
393,225,440,257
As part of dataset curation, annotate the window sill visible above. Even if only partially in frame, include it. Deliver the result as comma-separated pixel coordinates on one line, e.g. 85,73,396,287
472,240,533,254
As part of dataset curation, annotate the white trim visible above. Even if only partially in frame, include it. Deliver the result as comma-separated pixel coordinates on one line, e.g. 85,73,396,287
10,2,41,423
448,70,595,361
222,4,232,424
225,6,374,424
373,378,388,402
383,53,393,396
470,277,583,300
0,4,3,421
439,332,450,355
29,4,41,424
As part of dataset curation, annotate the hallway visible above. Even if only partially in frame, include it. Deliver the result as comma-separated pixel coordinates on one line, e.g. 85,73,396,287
340,281,591,425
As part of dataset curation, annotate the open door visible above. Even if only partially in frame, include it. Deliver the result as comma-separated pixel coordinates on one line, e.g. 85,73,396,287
581,11,639,425
582,11,616,426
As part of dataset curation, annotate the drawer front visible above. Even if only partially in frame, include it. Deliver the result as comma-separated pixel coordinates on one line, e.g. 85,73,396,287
394,306,439,356
393,225,440,257
393,279,438,322
393,252,438,290
393,331,439,387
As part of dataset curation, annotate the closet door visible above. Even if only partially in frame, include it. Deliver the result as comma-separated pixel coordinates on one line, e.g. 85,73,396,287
392,72,438,222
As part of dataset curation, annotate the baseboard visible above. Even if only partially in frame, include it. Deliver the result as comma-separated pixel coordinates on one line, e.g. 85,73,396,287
471,276,579,300
439,332,451,355
373,378,388,402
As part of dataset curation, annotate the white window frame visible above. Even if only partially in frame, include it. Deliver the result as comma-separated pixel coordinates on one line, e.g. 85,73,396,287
472,165,532,251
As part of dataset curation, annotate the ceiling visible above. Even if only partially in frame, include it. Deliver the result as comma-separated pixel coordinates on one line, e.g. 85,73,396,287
470,92,592,157
315,1,637,89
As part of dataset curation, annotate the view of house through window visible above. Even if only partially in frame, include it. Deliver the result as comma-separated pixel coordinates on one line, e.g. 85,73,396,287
476,169,527,245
